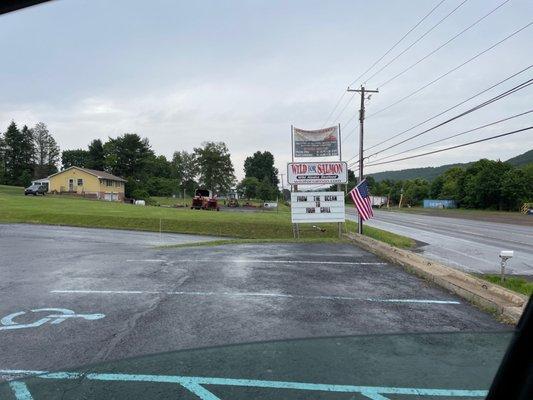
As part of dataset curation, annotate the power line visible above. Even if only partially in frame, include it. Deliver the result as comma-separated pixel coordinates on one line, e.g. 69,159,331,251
366,21,533,119
377,0,511,88
364,126,533,167
321,91,347,128
364,0,469,84
321,0,447,127
368,109,533,164
365,78,533,159
348,0,447,87
329,92,357,127
341,128,356,145
364,64,532,152
346,65,532,169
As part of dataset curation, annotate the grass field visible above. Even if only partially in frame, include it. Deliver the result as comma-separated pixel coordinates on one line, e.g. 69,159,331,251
0,185,413,247
151,196,291,212
481,274,533,296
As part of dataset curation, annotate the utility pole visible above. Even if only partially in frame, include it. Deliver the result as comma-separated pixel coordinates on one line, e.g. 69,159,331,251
347,86,378,234
279,173,285,191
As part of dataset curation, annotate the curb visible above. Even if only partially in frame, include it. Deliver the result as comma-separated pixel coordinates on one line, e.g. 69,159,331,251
345,232,528,324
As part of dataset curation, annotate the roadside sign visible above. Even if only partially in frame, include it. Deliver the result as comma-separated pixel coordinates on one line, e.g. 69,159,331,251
291,191,345,223
287,162,348,185
293,126,339,157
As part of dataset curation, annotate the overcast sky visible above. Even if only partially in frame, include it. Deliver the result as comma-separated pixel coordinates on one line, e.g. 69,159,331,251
0,0,531,182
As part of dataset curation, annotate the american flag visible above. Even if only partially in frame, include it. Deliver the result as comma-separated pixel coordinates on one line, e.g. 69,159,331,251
349,179,374,221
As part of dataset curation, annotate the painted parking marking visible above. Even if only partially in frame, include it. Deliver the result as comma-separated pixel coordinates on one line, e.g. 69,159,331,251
8,381,33,400
1,369,487,399
126,259,387,265
0,308,105,331
51,290,460,304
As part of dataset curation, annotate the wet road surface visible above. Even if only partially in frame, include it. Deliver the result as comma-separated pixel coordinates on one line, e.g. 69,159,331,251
347,209,533,275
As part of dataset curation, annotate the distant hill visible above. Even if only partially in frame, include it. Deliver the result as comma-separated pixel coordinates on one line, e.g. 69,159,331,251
368,149,532,182
506,149,533,166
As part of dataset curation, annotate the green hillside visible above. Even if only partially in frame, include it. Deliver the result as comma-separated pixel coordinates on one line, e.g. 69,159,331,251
506,149,533,166
368,149,532,182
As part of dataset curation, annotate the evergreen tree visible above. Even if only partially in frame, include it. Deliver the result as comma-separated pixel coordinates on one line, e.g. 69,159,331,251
3,122,35,186
0,132,5,184
62,149,89,169
86,139,105,170
243,151,279,185
103,133,154,179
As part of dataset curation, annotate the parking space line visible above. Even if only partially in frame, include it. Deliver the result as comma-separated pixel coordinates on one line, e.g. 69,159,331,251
8,381,33,400
126,259,387,265
1,369,488,398
51,290,460,304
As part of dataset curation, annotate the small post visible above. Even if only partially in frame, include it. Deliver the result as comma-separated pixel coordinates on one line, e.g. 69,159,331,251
500,258,506,282
159,218,162,243
499,251,514,282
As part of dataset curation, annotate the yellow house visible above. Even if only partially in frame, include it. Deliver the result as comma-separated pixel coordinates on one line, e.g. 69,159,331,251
48,166,126,201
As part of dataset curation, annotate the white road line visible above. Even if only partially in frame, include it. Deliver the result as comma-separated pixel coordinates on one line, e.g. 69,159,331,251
126,259,387,266
0,369,46,375
51,290,160,294
51,290,460,304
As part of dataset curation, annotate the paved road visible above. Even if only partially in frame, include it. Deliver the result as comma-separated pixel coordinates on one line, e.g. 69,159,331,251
0,224,508,397
347,210,533,275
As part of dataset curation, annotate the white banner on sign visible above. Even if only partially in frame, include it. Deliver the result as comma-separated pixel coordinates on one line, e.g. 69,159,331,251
287,162,348,185
291,191,345,223
293,126,339,158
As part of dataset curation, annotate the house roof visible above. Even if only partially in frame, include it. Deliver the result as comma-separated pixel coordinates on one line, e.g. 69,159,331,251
48,166,127,182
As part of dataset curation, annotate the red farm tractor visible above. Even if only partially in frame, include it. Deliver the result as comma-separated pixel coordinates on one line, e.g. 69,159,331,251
191,189,220,211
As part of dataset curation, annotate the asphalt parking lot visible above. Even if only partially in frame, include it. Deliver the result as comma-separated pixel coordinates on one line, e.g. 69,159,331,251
0,224,510,398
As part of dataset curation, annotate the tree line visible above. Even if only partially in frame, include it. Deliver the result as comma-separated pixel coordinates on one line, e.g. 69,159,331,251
1,120,282,201
364,159,533,211
62,134,237,199
64,136,281,200
0,121,59,186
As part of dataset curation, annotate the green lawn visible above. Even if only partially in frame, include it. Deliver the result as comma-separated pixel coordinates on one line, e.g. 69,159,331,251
481,274,533,296
151,195,192,207
151,196,291,212
0,185,413,247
